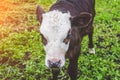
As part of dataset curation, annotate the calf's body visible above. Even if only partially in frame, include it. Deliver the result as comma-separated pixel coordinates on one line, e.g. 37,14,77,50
36,0,95,80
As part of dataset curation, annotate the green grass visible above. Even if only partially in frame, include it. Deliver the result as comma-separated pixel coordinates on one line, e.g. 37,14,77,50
0,0,120,80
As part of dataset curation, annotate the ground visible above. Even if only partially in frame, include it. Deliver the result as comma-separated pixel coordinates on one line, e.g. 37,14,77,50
0,0,120,80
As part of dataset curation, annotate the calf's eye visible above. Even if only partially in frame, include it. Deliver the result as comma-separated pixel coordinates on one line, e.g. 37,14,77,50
63,38,70,44
63,30,71,44
40,34,47,45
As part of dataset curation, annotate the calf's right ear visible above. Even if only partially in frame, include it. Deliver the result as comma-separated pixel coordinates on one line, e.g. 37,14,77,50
36,5,44,23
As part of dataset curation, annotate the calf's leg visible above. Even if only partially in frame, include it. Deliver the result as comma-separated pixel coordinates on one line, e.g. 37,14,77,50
67,46,80,80
68,58,78,80
52,69,60,80
88,28,95,54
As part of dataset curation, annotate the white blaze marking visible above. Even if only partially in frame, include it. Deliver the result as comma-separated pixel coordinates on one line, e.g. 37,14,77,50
40,10,71,67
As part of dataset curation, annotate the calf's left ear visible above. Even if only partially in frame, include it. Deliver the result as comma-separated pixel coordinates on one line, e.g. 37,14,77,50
36,5,44,23
70,12,92,28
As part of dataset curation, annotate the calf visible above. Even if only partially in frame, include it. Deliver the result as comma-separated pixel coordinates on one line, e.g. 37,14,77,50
36,0,95,80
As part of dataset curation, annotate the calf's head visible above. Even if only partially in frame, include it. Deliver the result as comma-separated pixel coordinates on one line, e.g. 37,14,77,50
36,5,92,68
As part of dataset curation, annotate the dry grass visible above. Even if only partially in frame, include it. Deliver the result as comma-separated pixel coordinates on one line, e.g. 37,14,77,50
0,0,39,39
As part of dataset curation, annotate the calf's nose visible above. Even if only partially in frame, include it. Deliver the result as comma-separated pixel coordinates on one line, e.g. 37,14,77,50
48,60,61,68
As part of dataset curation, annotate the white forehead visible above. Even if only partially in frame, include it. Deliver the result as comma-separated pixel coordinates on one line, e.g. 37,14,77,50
40,10,71,41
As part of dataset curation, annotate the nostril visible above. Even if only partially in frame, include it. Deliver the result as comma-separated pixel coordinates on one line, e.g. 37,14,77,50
55,60,61,67
48,60,53,68
48,60,61,68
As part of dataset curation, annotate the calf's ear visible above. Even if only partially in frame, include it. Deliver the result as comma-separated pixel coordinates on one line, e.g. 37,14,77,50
71,12,92,28
36,5,44,23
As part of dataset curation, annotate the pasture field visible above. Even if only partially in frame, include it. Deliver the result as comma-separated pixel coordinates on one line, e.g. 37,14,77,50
0,0,120,80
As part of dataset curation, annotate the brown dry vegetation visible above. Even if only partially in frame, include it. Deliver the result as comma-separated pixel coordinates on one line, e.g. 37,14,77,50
0,0,39,40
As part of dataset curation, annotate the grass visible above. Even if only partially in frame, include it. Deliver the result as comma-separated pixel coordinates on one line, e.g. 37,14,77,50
0,0,120,80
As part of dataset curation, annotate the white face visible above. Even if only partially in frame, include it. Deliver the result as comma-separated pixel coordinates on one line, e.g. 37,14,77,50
40,10,71,68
